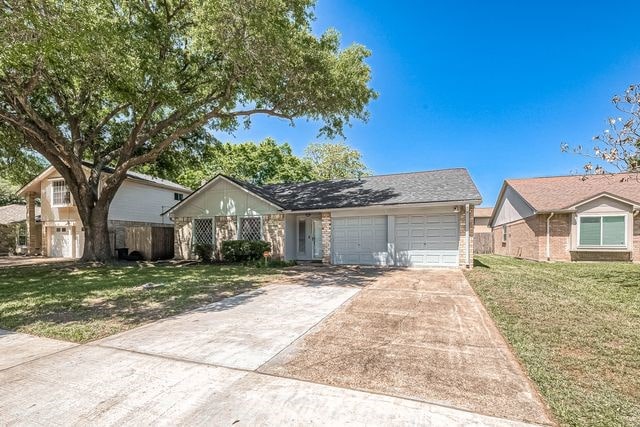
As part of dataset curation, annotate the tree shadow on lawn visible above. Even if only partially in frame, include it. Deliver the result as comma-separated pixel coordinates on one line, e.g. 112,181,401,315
0,263,280,341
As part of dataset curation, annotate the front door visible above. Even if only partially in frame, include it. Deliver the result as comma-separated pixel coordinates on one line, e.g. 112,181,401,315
51,227,72,258
296,217,322,260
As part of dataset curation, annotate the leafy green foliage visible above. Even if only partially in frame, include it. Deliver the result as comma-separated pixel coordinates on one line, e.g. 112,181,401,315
0,124,47,188
304,141,370,180
0,0,376,260
0,178,24,206
221,240,271,263
176,138,314,188
192,243,215,262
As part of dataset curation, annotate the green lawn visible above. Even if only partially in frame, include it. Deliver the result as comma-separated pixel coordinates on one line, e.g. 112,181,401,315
465,255,640,427
0,261,290,343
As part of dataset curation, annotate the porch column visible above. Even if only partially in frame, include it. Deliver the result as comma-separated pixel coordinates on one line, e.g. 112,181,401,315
321,212,331,264
25,192,38,255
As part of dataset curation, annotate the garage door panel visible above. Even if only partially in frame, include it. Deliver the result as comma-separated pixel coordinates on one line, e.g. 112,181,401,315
394,214,459,267
333,216,388,266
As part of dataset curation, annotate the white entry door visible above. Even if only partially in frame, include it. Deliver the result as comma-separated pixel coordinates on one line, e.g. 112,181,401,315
50,227,72,258
395,214,459,267
296,217,322,260
332,216,388,265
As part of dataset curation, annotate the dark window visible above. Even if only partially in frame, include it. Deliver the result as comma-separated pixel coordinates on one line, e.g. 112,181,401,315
174,193,184,201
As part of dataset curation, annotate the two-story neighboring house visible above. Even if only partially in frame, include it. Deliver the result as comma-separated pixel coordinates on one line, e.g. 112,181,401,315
17,165,191,258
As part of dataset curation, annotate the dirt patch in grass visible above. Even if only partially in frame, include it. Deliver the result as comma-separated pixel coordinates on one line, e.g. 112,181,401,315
0,262,291,343
465,255,640,427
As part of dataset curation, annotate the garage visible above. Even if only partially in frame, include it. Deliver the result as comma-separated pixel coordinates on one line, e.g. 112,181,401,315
332,216,388,265
394,214,459,267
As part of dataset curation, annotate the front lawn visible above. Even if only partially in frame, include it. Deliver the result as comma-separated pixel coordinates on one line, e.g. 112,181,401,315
465,255,640,427
0,261,290,343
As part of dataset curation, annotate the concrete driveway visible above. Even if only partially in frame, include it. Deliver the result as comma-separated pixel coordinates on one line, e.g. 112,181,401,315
0,267,550,426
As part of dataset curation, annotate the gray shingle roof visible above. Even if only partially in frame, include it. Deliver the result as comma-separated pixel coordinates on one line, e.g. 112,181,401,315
258,168,482,210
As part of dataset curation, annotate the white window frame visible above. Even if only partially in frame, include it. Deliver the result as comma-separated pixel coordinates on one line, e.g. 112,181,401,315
502,224,507,243
51,179,72,207
237,216,263,241
576,214,627,248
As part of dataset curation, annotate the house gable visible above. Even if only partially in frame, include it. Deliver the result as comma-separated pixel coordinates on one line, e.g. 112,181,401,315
491,185,535,227
170,176,280,218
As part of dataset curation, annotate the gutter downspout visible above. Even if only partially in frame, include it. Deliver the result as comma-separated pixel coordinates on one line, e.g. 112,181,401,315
546,213,554,261
465,204,470,268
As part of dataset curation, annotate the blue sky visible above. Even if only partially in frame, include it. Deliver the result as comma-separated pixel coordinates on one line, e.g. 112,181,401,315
216,1,640,206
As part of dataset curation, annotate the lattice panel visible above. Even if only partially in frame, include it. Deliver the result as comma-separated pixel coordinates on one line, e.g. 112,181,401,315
193,218,213,245
240,217,262,241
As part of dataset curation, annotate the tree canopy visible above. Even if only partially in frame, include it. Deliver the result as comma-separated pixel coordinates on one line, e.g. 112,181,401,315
0,0,376,260
562,84,640,174
304,141,370,180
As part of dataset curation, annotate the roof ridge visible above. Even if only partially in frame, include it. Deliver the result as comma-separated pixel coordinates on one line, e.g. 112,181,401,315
261,167,469,188
506,171,639,182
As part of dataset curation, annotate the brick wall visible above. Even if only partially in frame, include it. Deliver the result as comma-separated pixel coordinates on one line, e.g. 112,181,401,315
321,212,331,264
173,217,193,260
542,214,571,261
493,213,572,262
493,216,541,260
25,192,42,255
458,205,474,268
215,216,237,259
263,214,285,260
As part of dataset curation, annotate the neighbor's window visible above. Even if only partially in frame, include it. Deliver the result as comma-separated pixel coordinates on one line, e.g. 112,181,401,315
239,216,262,241
502,224,507,243
579,215,626,247
17,225,27,246
52,180,71,206
193,218,213,245
174,193,184,201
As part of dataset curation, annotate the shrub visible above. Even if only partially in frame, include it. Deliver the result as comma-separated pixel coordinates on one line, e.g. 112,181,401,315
193,243,215,262
221,240,270,262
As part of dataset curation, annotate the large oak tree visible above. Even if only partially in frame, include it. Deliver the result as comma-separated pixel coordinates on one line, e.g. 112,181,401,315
0,0,376,261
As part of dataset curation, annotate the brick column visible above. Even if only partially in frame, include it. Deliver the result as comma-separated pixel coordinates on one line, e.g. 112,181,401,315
25,192,38,255
458,205,474,268
263,214,285,260
321,212,331,264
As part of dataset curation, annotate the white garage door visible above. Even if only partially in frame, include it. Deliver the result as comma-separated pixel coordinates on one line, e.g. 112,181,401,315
395,214,459,267
50,227,72,258
333,216,388,265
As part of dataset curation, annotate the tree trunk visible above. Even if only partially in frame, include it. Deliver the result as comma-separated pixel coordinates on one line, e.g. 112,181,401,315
79,202,112,262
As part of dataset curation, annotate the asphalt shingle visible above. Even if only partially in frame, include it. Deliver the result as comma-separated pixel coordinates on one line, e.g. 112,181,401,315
257,168,482,210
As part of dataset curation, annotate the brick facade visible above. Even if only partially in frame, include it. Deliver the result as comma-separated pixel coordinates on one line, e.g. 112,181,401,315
173,217,193,260
262,214,285,260
25,192,42,255
634,216,640,262
458,205,474,268
215,216,237,259
321,212,331,264
493,213,572,262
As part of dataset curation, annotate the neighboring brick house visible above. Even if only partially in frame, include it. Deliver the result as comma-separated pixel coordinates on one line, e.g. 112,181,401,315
490,173,640,262
473,207,493,254
165,168,482,268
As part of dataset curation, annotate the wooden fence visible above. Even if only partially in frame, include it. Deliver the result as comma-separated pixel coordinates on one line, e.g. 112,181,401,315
474,232,493,254
124,226,174,260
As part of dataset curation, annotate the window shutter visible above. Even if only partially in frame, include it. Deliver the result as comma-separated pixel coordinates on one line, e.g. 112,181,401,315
579,217,601,246
602,216,625,246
